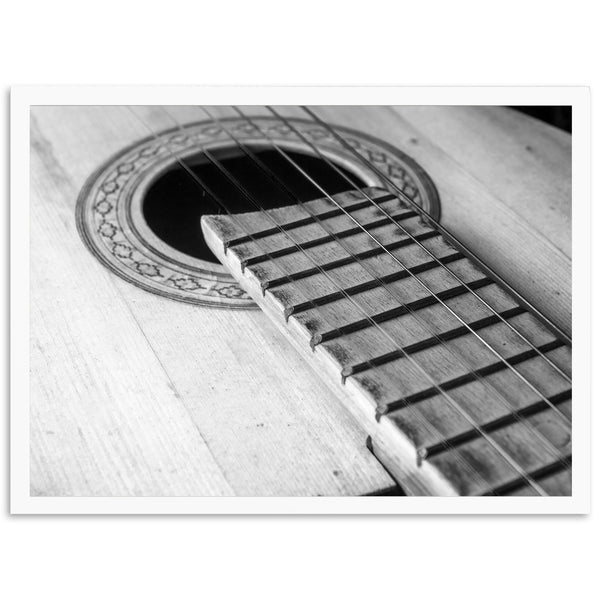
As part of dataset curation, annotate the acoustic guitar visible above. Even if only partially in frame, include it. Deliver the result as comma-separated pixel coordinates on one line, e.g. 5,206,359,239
29,105,572,497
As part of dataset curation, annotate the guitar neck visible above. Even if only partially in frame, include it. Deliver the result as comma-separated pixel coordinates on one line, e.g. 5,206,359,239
202,186,572,496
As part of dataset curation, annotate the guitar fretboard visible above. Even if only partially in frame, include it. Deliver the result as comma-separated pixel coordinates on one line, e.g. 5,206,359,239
202,187,572,496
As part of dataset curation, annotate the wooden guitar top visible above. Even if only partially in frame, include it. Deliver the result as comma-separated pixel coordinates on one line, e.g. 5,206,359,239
203,187,571,495
29,105,571,496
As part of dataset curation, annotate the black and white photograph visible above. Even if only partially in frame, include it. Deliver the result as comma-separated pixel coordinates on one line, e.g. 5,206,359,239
12,95,588,508
3,1,598,596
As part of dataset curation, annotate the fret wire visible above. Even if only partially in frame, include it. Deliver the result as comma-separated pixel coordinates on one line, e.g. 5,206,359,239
381,340,565,414
223,192,399,247
344,306,527,377
132,106,498,496
275,105,573,388
263,106,571,431
301,106,573,367
253,108,572,479
221,107,570,478
423,390,571,460
240,211,416,267
483,455,571,496
197,106,565,495
263,230,442,289
287,252,465,316
222,106,571,476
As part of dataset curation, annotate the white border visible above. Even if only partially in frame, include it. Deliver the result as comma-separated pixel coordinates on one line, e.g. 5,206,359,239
10,86,591,514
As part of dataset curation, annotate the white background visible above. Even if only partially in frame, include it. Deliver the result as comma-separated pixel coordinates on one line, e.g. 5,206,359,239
1,1,598,598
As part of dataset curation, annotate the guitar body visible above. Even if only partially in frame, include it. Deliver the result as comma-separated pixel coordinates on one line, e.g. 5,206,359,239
29,105,571,496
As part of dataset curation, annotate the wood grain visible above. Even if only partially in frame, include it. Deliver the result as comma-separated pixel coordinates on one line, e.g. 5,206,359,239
309,106,572,335
203,186,571,495
29,106,395,496
29,104,572,497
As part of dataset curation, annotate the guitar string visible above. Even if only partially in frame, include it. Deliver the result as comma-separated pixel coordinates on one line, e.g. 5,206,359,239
157,106,550,496
200,106,571,474
254,107,573,456
195,109,563,495
265,106,572,420
300,104,573,350
129,106,502,496
205,105,572,468
300,105,573,376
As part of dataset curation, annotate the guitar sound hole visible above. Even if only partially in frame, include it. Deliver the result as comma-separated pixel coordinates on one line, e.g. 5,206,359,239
143,146,366,263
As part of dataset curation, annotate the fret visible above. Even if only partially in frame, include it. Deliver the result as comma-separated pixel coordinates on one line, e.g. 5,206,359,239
320,282,524,371
287,252,464,317
421,391,571,459
484,456,572,496
346,311,565,414
535,345,572,378
341,306,526,380
385,353,571,446
225,191,398,247
305,278,492,346
239,186,399,231
202,186,573,496
230,212,430,272
231,202,419,267
343,310,561,384
256,230,445,291
241,211,418,268
381,349,572,473
208,186,395,243
505,465,572,496
372,340,564,414
285,258,491,341
428,417,571,496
